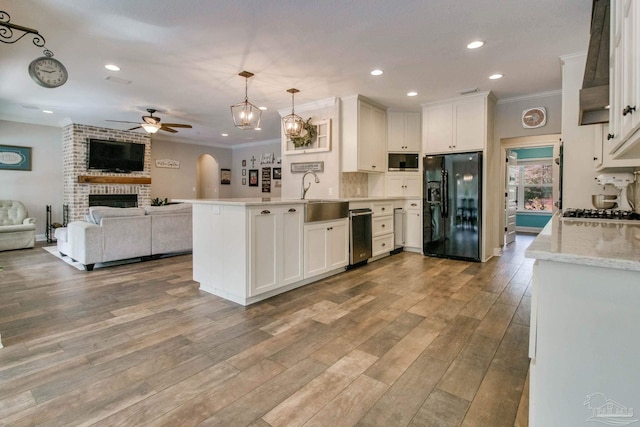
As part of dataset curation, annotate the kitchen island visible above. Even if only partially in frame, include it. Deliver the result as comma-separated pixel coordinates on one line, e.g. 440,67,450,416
525,215,640,426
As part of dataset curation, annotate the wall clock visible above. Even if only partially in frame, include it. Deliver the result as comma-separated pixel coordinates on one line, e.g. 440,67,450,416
28,56,68,88
522,107,546,128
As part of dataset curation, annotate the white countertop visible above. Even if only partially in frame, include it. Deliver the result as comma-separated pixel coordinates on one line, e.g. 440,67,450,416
525,214,640,271
173,196,412,206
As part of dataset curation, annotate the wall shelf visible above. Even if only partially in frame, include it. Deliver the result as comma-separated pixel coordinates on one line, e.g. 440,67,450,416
77,175,152,185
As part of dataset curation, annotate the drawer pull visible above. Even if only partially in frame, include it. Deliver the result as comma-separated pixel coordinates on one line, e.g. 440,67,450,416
411,203,417,207
261,210,271,215
381,243,386,247
607,133,615,140
327,227,333,231
288,208,297,213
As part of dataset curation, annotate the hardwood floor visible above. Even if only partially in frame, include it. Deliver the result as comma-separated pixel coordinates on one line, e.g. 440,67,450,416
0,236,534,426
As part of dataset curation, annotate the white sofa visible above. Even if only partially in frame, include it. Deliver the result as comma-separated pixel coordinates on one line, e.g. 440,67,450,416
0,200,36,251
55,204,192,270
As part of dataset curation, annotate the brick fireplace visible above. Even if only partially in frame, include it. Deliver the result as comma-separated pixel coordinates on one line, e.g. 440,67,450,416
62,124,151,222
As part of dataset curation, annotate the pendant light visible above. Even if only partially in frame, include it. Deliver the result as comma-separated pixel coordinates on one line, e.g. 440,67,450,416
230,71,261,130
282,88,305,138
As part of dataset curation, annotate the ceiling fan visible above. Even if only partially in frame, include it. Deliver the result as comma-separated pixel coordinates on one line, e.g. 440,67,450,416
107,109,192,134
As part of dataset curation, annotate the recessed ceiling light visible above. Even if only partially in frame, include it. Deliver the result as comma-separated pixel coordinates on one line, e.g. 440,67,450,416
259,106,267,111
42,110,53,114
221,133,228,137
255,127,262,131
105,64,120,71
489,73,503,80
467,41,484,49
370,69,384,76
407,91,418,97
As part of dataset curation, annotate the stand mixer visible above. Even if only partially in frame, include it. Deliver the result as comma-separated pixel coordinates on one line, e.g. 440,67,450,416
595,173,636,211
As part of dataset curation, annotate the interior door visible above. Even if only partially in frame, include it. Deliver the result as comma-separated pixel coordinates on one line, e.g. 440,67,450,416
505,150,518,245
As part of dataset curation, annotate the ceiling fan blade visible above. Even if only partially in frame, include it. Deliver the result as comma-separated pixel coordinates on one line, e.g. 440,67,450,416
127,126,142,131
106,120,140,124
162,123,192,128
159,126,178,133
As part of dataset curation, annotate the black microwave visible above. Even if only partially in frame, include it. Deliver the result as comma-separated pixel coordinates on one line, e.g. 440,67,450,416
388,153,419,171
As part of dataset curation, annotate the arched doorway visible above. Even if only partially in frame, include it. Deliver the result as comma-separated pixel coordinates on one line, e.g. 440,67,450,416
196,154,219,199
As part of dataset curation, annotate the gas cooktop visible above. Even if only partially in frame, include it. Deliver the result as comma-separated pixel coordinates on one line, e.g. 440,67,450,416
562,208,640,221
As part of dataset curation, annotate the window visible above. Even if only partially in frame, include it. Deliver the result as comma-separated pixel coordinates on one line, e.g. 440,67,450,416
516,159,553,212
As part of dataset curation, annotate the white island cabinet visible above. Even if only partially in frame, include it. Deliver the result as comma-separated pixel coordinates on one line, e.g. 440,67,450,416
525,216,640,427
303,219,349,278
181,198,350,306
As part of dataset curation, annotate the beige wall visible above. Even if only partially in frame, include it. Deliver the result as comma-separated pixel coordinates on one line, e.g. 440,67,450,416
231,140,282,198
495,92,562,140
150,136,233,200
0,120,63,238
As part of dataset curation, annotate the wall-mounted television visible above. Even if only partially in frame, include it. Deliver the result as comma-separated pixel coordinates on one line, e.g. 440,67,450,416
87,139,145,172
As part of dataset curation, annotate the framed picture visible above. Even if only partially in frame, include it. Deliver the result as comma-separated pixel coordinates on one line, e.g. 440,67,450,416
242,159,246,167
0,144,32,171
221,168,231,185
242,169,246,176
242,178,247,185
262,167,271,193
249,169,259,186
273,167,282,179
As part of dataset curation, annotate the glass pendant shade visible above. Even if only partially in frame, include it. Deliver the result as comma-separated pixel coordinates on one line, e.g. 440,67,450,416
282,88,305,138
141,123,160,133
230,71,262,130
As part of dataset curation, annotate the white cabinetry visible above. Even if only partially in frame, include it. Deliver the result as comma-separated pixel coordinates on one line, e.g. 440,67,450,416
388,110,421,152
593,123,639,169
386,173,421,197
249,204,303,296
422,93,491,154
303,218,349,279
403,199,422,251
341,95,387,172
609,0,640,159
371,201,394,257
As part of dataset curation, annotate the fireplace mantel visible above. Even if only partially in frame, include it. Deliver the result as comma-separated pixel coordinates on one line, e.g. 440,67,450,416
78,175,152,185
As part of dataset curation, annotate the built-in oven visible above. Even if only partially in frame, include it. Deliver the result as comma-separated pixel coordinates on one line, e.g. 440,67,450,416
388,153,419,171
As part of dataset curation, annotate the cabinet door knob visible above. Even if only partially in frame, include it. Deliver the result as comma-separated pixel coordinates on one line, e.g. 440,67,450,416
607,133,615,140
261,210,271,215
372,165,376,168
594,157,598,161
381,224,386,228
411,203,417,206
381,243,386,247
623,105,636,116
381,207,385,211
288,208,297,213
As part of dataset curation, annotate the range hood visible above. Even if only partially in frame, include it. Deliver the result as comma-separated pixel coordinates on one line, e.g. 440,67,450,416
579,0,610,125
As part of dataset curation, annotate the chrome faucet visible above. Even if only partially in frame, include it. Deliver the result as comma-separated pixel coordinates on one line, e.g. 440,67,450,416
301,170,320,199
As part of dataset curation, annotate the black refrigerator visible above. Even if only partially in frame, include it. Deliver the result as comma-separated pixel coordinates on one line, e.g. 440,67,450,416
423,152,482,262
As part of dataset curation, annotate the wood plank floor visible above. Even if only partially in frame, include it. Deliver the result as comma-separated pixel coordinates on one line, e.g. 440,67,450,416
0,235,534,426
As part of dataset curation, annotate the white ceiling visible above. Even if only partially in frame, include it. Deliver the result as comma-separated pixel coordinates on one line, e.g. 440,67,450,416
0,0,591,147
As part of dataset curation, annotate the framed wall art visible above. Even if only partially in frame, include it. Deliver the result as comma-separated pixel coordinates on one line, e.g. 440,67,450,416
248,169,258,186
273,167,282,179
0,144,32,171
220,168,231,185
283,118,331,154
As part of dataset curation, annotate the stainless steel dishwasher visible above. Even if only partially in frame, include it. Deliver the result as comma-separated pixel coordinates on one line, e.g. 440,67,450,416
349,208,372,267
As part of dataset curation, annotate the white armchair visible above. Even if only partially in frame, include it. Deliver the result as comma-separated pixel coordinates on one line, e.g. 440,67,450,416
0,200,36,251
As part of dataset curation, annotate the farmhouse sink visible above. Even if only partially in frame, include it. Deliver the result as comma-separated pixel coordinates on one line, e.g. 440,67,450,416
304,200,349,222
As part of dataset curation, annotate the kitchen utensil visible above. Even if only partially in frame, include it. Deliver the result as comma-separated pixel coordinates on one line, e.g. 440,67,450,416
591,194,617,209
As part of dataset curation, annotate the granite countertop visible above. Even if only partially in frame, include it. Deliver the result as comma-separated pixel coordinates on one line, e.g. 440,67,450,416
173,196,414,206
525,214,640,271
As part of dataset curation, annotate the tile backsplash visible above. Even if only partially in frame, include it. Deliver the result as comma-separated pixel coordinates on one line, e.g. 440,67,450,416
341,172,368,198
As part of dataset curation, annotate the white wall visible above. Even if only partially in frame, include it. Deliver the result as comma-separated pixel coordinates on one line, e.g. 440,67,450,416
561,53,607,209
150,136,232,200
0,120,63,238
231,140,282,198
280,98,341,200
495,92,562,140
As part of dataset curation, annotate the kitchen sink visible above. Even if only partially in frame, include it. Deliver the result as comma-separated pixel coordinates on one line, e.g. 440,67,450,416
304,200,349,222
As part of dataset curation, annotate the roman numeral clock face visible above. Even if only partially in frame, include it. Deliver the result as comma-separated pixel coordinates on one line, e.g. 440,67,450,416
28,57,68,88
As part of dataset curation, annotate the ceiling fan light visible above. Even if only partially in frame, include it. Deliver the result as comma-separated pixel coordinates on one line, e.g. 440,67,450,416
283,88,305,138
141,123,160,133
230,71,262,130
